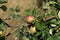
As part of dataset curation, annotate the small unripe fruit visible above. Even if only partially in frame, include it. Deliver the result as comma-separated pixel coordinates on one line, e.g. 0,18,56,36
29,26,36,34
25,16,35,23
50,24,56,27
49,29,53,35
49,1,55,4
36,19,38,21
58,11,60,19
0,31,3,36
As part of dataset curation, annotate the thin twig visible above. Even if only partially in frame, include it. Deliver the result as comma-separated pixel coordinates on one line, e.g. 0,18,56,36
43,16,57,21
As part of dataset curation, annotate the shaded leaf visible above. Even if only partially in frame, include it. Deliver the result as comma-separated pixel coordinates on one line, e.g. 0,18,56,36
0,23,6,31
47,35,60,40
35,21,45,31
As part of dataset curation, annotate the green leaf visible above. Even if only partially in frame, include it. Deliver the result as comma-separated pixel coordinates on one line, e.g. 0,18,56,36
42,30,49,40
55,20,60,26
47,35,60,40
9,8,15,12
31,8,37,17
0,23,6,31
35,32,41,37
13,15,18,19
8,14,13,19
35,21,45,31
49,19,57,23
0,0,7,1
14,29,20,37
24,9,31,16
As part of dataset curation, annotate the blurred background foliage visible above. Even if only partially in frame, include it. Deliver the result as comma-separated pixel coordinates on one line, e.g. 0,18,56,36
0,0,60,40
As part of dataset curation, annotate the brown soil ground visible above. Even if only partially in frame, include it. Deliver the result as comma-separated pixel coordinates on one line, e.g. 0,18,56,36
0,0,36,40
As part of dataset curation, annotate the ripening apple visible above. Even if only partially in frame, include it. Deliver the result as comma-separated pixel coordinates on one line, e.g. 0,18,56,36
29,26,36,34
25,15,35,23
